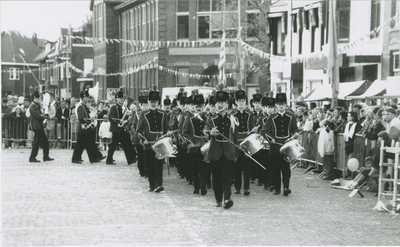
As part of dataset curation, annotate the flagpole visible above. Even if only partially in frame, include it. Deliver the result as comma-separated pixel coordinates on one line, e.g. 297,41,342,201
328,0,339,108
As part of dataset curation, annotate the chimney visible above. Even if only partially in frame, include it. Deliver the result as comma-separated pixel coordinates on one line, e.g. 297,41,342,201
32,33,38,46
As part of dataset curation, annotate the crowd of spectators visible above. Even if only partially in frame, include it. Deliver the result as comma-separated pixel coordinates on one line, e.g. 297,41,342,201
2,93,115,149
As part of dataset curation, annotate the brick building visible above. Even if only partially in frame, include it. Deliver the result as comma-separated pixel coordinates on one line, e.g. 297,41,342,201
91,0,270,100
34,24,94,99
1,31,42,98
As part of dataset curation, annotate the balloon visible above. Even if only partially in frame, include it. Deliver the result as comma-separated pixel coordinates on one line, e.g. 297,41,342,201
347,158,359,172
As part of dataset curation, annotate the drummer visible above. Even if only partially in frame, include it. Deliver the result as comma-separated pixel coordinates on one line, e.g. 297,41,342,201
137,91,171,193
183,94,209,195
261,91,299,196
255,94,276,191
204,94,217,189
251,92,263,185
170,93,190,181
204,90,237,209
232,89,257,196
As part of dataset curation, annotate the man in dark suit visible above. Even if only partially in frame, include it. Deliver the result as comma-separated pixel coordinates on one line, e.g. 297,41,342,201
106,91,137,165
261,92,298,196
71,90,105,164
204,91,237,209
137,91,171,192
28,91,54,163
56,100,70,148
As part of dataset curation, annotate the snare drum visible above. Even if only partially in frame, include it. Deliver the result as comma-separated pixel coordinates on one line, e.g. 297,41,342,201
152,137,177,160
239,133,265,156
200,141,211,163
279,140,305,162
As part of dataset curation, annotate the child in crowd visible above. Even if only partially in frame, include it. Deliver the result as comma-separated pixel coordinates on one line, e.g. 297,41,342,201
317,120,335,180
303,110,314,132
98,115,112,151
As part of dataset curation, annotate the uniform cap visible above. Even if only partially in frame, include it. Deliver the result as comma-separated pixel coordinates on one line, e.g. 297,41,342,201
193,94,205,105
252,94,262,103
164,98,171,106
116,91,124,99
275,93,287,103
216,91,229,102
262,97,275,107
32,91,40,99
79,90,90,99
235,90,246,100
148,91,160,101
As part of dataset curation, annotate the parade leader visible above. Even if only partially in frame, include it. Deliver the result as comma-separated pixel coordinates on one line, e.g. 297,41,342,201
204,90,238,209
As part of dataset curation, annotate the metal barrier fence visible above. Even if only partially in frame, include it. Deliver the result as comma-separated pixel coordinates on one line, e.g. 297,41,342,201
2,117,104,149
299,131,375,176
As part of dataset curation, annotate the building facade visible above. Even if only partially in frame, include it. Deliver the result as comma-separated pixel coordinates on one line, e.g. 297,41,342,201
1,31,41,98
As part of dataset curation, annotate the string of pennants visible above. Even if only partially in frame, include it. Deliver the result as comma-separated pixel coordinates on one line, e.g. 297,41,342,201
158,65,235,79
3,13,398,76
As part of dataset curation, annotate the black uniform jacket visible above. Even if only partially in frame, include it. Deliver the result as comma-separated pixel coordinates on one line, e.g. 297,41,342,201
182,112,208,153
204,113,238,161
137,109,169,150
108,103,125,133
261,111,298,155
76,104,95,134
29,102,45,130
232,109,253,142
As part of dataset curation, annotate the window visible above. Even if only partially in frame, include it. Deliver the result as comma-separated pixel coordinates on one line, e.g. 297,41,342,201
41,66,46,80
122,13,126,55
337,0,350,42
177,67,189,85
177,16,189,39
9,68,19,80
178,0,189,12
196,0,237,39
198,15,210,39
247,12,259,38
269,15,286,55
177,0,189,39
198,0,210,12
370,0,380,36
393,51,400,76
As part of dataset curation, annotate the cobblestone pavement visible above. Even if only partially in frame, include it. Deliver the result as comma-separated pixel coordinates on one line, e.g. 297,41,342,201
2,148,400,246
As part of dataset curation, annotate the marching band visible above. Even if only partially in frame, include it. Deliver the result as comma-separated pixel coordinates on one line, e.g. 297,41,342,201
28,84,305,210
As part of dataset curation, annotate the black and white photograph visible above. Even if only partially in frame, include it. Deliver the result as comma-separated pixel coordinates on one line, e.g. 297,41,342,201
1,0,400,246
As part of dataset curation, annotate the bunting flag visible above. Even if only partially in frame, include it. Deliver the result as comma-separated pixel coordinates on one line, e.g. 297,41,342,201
218,31,226,84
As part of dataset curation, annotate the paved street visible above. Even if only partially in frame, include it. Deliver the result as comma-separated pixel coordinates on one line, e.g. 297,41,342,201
2,148,400,246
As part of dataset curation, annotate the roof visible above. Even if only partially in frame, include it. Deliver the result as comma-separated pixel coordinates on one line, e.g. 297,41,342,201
1,31,42,64
304,81,367,102
34,47,56,62
346,80,386,99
